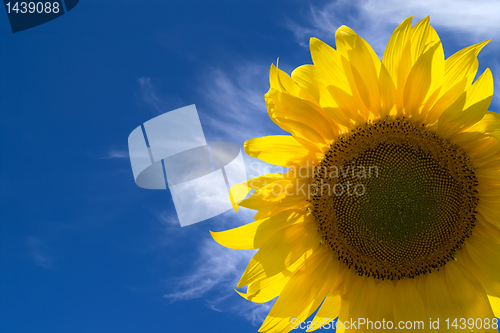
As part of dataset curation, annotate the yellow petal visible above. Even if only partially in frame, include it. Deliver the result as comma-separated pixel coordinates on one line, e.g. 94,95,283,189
390,17,445,117
467,111,500,141
326,83,367,125
229,173,285,211
443,40,490,92
305,260,349,331
266,88,338,142
409,16,432,62
271,63,322,105
339,273,376,333
478,205,500,229
210,209,312,250
425,268,464,331
463,69,494,110
466,234,500,284
457,247,500,298
291,64,353,129
290,64,327,106
393,279,427,329
309,37,351,94
237,177,309,211
238,222,321,287
382,16,413,89
475,217,500,242
267,68,337,145
259,251,334,332
403,41,444,118
378,63,396,118
364,280,395,333
245,135,323,167
335,25,381,75
237,253,307,303
271,118,328,149
425,77,468,125
476,168,500,186
438,69,494,138
308,38,368,125
252,200,309,221
306,294,341,332
487,296,500,317
451,132,499,165
444,262,497,333
409,17,443,65
270,62,300,95
335,25,381,117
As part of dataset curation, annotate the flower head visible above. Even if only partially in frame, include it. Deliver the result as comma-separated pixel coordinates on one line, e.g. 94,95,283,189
211,16,500,333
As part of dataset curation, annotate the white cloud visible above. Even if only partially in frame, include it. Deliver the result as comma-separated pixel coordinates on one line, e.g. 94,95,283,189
154,210,179,227
140,56,295,328
363,0,500,38
25,236,54,269
32,252,53,269
206,65,266,118
136,77,184,114
103,149,129,159
198,62,291,181
163,237,272,325
169,170,234,226
287,0,500,56
163,239,252,301
199,62,284,145
134,43,289,330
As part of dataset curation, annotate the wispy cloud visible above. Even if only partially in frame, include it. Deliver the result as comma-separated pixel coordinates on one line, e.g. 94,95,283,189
25,236,54,269
136,77,184,114
139,54,291,328
136,38,288,330
286,0,371,48
154,210,180,227
362,0,500,39
103,149,129,159
163,237,272,325
198,62,285,145
163,239,251,301
197,61,291,180
287,0,500,56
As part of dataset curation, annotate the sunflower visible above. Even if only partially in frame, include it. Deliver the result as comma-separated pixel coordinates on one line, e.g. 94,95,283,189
211,16,500,332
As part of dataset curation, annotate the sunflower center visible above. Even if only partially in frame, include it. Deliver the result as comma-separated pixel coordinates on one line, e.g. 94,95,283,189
311,117,478,280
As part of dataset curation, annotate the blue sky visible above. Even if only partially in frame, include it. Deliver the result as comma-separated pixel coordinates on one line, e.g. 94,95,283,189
1,1,499,332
